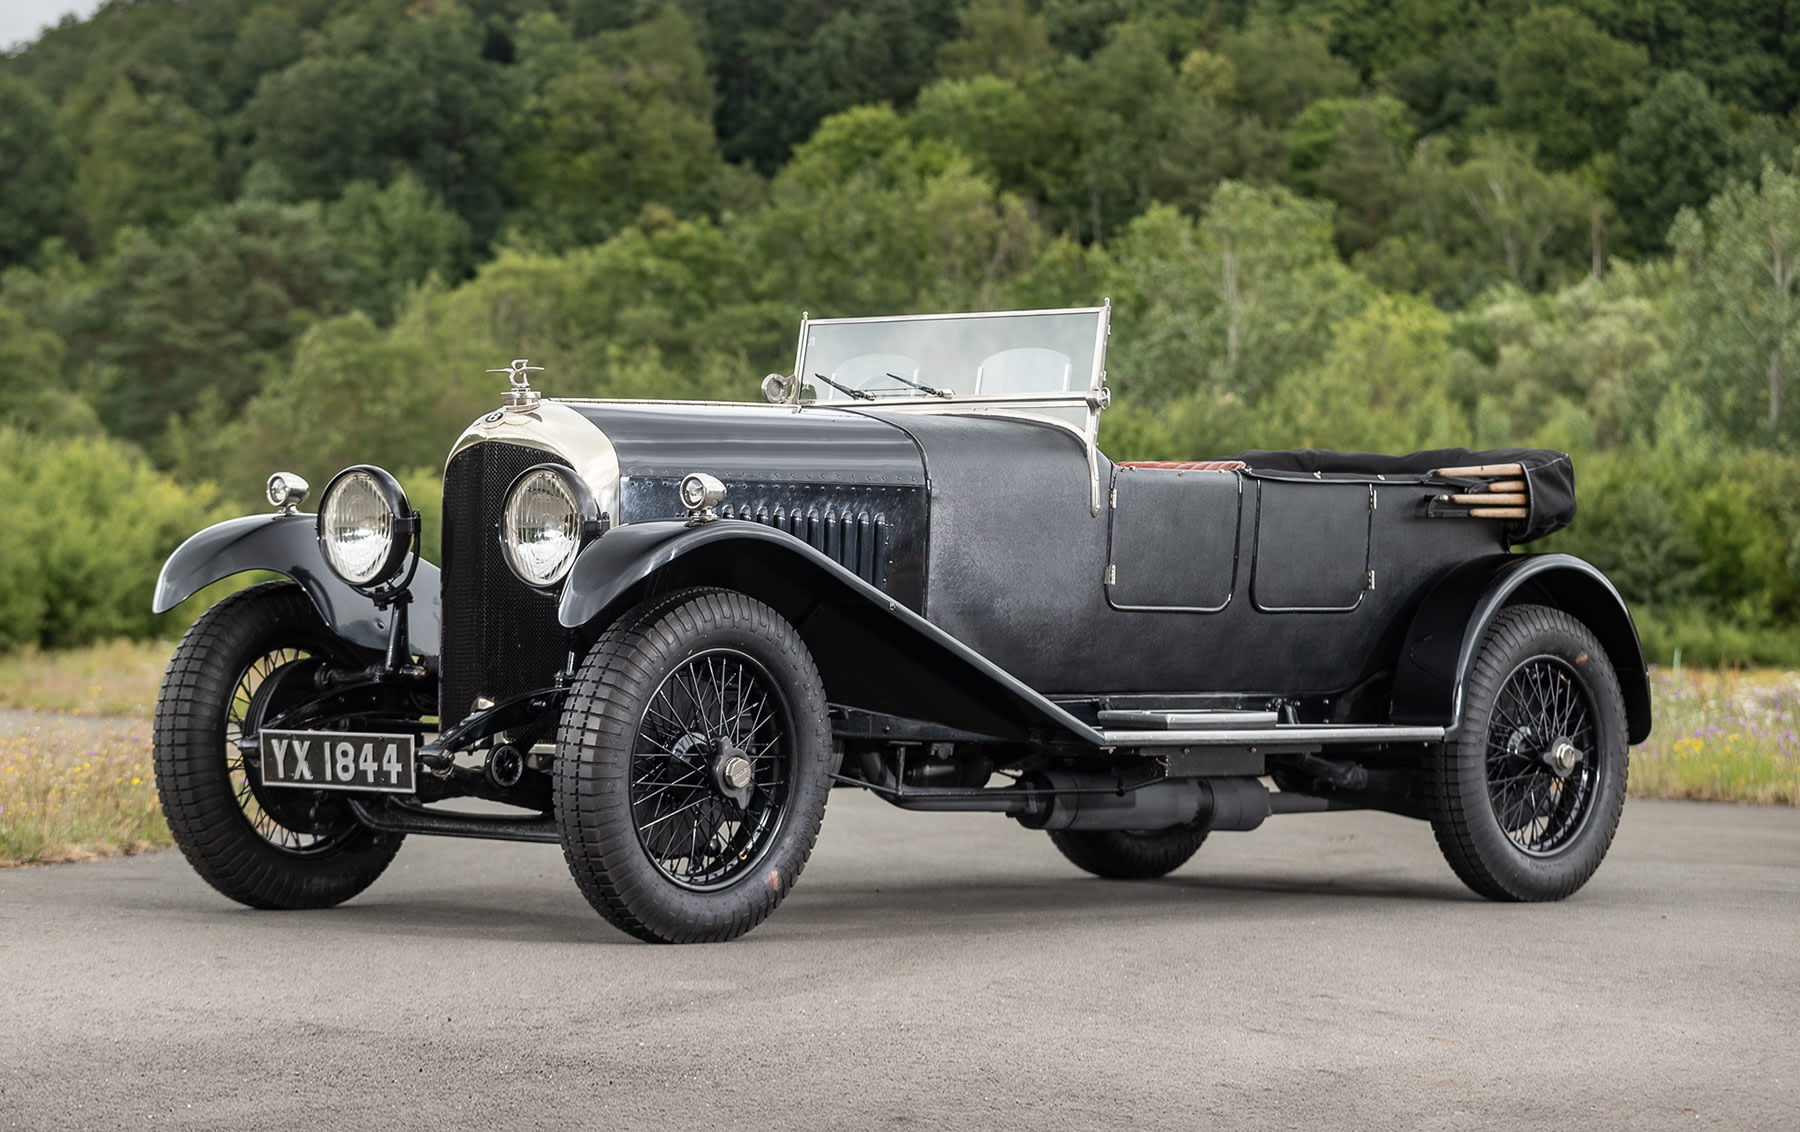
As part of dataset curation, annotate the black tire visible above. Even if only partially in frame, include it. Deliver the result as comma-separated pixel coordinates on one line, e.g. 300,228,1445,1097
1424,604,1629,902
1048,823,1210,880
153,581,403,909
554,589,833,943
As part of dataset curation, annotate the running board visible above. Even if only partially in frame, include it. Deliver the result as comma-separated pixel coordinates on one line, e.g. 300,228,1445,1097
1098,723,1446,778
1100,724,1447,748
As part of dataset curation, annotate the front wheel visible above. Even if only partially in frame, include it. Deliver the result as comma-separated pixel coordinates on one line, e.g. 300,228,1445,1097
153,582,403,909
1424,604,1629,902
554,589,833,943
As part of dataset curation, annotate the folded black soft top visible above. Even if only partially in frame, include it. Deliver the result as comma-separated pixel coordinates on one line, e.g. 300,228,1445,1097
1231,446,1575,543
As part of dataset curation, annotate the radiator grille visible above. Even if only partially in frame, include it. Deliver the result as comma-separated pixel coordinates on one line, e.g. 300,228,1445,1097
440,442,567,729
716,502,887,588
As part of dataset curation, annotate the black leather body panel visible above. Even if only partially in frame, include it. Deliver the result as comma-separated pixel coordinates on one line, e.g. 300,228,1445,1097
865,411,1507,705
1107,466,1239,611
1251,480,1372,611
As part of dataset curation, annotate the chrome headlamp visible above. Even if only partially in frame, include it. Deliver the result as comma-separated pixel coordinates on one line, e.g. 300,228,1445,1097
317,466,414,590
500,465,604,588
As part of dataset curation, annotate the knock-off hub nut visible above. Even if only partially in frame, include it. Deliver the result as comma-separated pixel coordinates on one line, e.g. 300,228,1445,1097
1546,739,1583,777
710,737,755,807
721,755,753,791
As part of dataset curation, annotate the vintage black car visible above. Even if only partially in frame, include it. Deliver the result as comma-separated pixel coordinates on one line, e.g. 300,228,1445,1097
151,305,1649,942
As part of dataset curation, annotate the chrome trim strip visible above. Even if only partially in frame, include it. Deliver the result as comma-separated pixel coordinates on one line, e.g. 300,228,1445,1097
1099,725,1447,747
803,305,1108,326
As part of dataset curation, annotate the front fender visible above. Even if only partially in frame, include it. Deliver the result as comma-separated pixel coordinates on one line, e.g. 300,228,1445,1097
1390,553,1650,744
558,520,1100,744
153,513,440,656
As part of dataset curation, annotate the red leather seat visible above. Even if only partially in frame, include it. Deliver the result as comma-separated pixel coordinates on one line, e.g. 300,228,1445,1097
1115,460,1247,471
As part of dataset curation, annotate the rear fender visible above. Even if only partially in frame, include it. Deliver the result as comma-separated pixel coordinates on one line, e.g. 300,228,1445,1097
153,514,440,656
558,520,1099,744
1389,553,1650,743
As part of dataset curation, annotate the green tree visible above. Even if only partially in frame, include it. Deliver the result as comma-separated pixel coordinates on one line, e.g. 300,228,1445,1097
1104,187,1370,407
1286,95,1411,195
689,0,961,173
245,5,522,243
220,5,305,107
1255,293,1467,453
69,200,349,441
74,80,219,248
1492,7,1647,171
0,75,75,266
0,304,100,435
511,8,723,251
753,104,1040,315
1671,163,1800,439
223,312,445,491
910,74,1040,190
325,175,472,323
936,0,1055,79
1217,18,1358,127
1612,72,1733,255
1366,134,1594,303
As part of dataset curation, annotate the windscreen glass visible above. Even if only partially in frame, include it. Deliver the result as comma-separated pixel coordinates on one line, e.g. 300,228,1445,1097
798,309,1103,402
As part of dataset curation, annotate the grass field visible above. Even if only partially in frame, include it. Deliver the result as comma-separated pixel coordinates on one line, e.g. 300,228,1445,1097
0,638,174,716
1632,667,1800,805
0,640,1795,866
0,717,168,865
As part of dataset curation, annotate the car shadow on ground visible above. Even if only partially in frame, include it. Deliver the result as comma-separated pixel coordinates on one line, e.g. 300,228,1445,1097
236,869,1479,947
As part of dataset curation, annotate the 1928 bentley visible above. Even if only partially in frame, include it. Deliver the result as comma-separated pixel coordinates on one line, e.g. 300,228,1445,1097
151,305,1649,943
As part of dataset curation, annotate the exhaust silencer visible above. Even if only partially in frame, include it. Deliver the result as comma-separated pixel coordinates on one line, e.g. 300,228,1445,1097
1014,772,1271,832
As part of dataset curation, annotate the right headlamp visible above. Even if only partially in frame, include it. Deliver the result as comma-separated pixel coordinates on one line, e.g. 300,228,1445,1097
500,464,605,589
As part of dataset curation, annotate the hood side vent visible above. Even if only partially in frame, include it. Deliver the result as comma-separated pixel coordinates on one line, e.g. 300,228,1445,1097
718,503,887,590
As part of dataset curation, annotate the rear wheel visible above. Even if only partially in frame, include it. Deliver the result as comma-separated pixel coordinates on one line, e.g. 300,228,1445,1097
1048,823,1209,879
555,589,832,943
153,582,403,909
1424,604,1628,902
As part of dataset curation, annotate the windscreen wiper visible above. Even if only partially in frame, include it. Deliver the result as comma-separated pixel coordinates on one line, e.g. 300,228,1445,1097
811,373,875,401
884,372,953,398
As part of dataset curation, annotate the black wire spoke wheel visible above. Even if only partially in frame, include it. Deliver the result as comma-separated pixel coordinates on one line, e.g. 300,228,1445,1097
224,647,353,855
555,589,832,944
153,581,403,910
1484,657,1599,855
630,650,792,890
1424,604,1629,903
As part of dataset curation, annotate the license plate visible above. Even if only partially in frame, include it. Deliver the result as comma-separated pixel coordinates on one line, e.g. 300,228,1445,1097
259,730,417,794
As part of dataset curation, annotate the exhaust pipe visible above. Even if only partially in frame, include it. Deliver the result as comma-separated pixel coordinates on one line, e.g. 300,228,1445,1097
850,768,1326,831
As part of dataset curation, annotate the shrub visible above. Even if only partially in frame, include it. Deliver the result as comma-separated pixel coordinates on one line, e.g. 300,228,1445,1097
0,427,218,648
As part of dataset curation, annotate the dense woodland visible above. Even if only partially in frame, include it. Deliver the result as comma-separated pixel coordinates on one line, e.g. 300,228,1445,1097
4,0,1800,664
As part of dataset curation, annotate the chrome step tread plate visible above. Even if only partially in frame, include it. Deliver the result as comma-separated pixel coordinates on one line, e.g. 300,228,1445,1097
1095,709,1280,729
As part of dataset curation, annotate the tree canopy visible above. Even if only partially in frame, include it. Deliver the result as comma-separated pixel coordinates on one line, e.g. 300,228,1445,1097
5,0,1800,661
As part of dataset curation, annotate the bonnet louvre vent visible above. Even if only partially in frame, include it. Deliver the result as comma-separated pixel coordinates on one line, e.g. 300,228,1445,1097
717,503,887,589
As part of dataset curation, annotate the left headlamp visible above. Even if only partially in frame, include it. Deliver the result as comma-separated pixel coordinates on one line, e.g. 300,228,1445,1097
317,465,414,590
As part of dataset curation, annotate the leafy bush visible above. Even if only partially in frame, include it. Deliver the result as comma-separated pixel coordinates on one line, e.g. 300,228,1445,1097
0,428,218,649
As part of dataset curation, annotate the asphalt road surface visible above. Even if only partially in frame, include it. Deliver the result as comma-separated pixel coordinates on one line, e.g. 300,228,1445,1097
1,793,1795,1131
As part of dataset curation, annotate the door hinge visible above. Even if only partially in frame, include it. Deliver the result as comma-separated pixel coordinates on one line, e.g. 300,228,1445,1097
1109,486,1118,509
1104,564,1117,586
1369,486,1378,511
1365,570,1377,590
